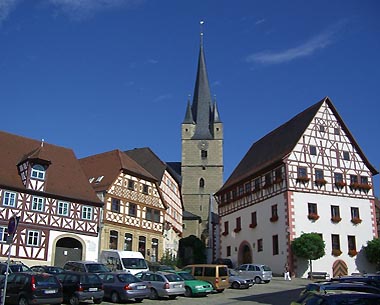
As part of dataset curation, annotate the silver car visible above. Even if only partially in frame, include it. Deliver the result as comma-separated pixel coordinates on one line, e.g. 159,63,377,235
135,271,185,300
236,263,272,284
228,268,254,289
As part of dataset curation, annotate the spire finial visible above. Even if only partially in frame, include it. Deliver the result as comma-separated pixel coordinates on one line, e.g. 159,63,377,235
41,139,44,147
200,20,204,45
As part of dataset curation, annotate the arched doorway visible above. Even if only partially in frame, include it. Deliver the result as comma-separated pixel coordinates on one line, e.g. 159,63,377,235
238,242,252,265
54,237,83,267
332,259,348,277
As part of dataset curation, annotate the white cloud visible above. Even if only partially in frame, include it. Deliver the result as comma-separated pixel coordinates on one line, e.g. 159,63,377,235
246,23,343,65
48,0,144,20
255,18,265,25
147,59,158,64
0,0,19,25
153,93,172,103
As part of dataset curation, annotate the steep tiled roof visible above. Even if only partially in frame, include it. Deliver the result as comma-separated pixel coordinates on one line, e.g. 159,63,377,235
124,147,166,182
0,130,102,205
217,97,378,194
79,149,158,192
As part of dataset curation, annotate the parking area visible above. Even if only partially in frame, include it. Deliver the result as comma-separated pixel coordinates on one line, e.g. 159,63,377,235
102,277,312,305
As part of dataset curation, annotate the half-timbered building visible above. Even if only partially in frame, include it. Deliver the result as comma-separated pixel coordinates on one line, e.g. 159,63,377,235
79,150,166,262
125,147,183,259
0,131,103,266
215,97,378,278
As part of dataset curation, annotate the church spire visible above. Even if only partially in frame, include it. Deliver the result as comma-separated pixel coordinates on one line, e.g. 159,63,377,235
191,20,213,139
183,96,194,123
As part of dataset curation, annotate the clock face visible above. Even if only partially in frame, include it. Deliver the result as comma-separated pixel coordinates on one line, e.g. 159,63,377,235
198,140,209,150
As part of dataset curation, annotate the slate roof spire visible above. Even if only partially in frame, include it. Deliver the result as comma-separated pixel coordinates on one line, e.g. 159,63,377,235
191,20,213,139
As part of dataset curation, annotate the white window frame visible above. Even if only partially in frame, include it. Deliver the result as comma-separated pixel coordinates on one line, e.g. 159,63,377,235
0,226,7,243
31,196,45,212
3,191,17,207
57,201,70,216
82,206,93,220
31,164,45,180
27,230,40,246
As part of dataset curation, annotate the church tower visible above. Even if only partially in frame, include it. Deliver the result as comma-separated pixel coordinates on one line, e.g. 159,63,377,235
181,26,224,247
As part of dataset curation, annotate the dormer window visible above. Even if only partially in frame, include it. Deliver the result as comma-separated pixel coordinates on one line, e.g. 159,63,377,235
31,164,45,180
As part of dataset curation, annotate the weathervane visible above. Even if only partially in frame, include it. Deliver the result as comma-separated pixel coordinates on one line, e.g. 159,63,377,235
200,20,204,45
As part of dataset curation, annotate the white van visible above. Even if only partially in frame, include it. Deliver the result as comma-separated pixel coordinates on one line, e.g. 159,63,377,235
99,250,149,275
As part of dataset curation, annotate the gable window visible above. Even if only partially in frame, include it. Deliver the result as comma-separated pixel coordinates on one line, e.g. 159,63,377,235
250,211,257,228
128,179,135,190
310,145,317,155
129,203,137,217
142,184,149,194
31,164,45,180
111,198,120,213
124,233,132,251
27,230,40,246
257,239,263,252
272,235,279,255
360,176,368,185
297,167,309,183
264,173,272,188
319,125,325,132
31,196,45,212
334,173,346,189
343,151,350,161
57,201,70,216
81,206,93,220
0,227,7,243
201,150,208,159
3,191,17,207
334,128,340,135
350,175,358,185
109,230,118,250
199,178,205,188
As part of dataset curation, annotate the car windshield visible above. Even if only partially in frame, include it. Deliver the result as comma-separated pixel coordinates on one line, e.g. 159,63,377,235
34,274,60,286
121,258,148,269
165,274,182,282
229,269,239,276
47,267,65,274
86,263,110,273
9,264,31,272
219,267,228,276
178,272,195,280
83,274,102,284
118,273,142,283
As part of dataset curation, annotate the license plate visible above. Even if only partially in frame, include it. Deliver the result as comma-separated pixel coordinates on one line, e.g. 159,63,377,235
88,288,98,292
44,289,57,294
136,285,146,290
173,284,181,288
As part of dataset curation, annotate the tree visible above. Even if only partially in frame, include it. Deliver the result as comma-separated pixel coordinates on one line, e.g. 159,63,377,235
291,232,325,278
363,238,380,270
177,235,206,267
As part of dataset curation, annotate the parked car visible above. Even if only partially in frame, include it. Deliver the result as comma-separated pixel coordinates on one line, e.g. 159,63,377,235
56,271,104,305
235,263,272,284
0,261,31,275
330,276,380,289
62,261,110,274
181,264,229,292
30,265,65,274
292,281,380,304
3,271,63,305
212,258,233,269
135,271,185,300
170,270,213,297
228,268,254,289
98,271,150,303
292,290,380,305
147,262,175,272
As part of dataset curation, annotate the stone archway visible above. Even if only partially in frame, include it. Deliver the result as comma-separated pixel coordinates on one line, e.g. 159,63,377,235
238,241,252,265
54,236,84,267
332,259,348,277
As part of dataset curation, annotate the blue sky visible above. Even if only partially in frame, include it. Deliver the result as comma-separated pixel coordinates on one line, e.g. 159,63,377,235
1,0,379,194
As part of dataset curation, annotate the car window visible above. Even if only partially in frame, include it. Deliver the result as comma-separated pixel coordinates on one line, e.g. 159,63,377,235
194,267,203,276
238,265,246,271
262,265,272,271
35,274,59,286
178,272,195,280
248,265,255,271
204,267,216,277
121,258,148,269
165,274,182,282
86,263,109,273
219,267,228,276
118,273,140,283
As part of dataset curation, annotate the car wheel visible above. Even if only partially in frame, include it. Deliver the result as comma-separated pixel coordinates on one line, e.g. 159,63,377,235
149,288,159,300
184,287,192,297
69,295,79,305
18,297,28,305
111,291,120,303
93,298,102,304
255,277,262,284
135,298,143,303
216,289,224,293
232,281,240,289
168,295,177,300
264,280,270,284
